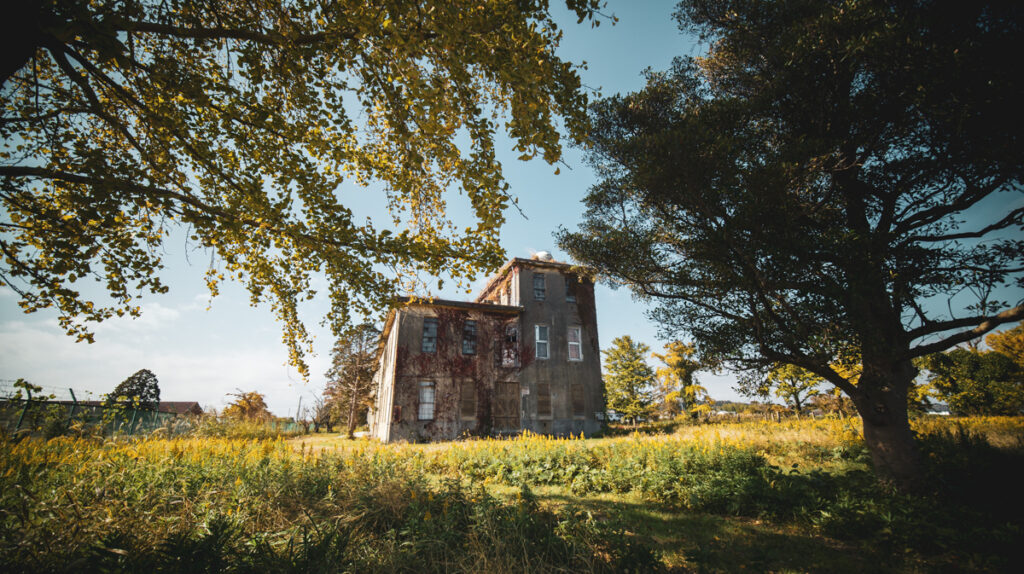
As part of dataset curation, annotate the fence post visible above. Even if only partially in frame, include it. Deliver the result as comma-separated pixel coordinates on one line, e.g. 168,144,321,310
15,387,32,431
128,407,139,434
67,388,78,426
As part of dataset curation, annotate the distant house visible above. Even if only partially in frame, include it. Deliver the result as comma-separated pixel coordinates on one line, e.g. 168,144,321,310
368,254,606,443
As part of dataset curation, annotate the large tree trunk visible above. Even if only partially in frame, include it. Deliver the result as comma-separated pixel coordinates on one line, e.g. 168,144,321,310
346,386,358,440
850,361,924,489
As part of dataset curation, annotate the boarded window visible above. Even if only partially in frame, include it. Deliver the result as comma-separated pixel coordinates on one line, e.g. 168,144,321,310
571,384,585,418
535,324,549,359
537,383,552,418
460,383,476,420
568,326,582,361
462,320,477,355
492,381,520,430
533,273,546,300
421,318,438,353
565,275,577,303
418,382,435,420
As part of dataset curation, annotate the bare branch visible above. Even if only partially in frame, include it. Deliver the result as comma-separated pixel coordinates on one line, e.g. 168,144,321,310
908,206,1024,242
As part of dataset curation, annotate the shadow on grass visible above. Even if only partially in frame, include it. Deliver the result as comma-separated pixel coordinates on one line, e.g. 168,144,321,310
536,490,895,573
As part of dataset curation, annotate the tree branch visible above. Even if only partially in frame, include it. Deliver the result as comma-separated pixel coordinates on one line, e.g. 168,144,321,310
908,206,1024,242
908,305,1024,358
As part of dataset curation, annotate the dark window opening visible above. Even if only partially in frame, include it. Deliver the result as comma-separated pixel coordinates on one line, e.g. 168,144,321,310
462,320,477,355
421,317,438,353
501,324,520,367
533,273,546,300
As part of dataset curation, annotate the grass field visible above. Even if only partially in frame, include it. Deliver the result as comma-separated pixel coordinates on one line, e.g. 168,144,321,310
2,416,1022,572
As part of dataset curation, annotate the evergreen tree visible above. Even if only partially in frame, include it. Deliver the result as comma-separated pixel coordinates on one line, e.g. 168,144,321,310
325,323,380,438
602,335,656,426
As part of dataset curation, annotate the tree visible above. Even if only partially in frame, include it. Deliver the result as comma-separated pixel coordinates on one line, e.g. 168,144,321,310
810,389,857,419
311,395,336,434
985,322,1024,368
0,0,605,376
325,322,380,438
651,341,708,418
558,0,1024,487
919,349,1024,415
107,369,160,411
223,390,272,422
602,335,656,426
763,364,822,416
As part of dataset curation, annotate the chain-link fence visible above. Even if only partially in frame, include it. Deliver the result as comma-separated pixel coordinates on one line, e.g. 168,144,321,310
0,397,186,438
0,381,305,438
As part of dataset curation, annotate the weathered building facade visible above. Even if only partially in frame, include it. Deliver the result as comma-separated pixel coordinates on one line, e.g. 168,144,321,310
368,255,605,442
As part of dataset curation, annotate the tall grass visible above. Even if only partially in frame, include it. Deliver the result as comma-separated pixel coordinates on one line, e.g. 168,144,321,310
0,437,659,572
1,416,1022,571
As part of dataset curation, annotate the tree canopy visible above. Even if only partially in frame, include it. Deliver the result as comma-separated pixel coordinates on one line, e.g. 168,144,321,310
602,335,655,424
559,0,1023,486
762,364,821,415
0,0,603,375
651,341,708,418
108,368,160,411
985,322,1024,368
223,390,272,421
919,348,1024,415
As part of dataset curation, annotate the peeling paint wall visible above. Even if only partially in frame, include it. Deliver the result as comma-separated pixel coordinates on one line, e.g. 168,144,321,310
385,306,522,442
368,313,402,442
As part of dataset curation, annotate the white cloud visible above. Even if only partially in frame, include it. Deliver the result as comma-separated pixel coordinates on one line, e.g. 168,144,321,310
0,307,330,416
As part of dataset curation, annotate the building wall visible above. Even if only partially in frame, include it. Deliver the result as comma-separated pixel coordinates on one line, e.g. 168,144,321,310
383,305,522,442
514,262,605,436
368,312,402,442
373,259,606,443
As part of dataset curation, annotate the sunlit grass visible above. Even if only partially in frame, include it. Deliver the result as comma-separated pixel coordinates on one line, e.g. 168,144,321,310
2,416,1022,572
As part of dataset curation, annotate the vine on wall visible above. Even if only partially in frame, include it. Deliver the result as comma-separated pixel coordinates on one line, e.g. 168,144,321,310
395,306,533,438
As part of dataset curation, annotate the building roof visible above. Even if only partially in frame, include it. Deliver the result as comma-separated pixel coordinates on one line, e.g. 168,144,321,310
475,256,579,302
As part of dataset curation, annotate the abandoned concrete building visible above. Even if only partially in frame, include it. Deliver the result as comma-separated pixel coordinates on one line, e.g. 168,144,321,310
368,253,605,442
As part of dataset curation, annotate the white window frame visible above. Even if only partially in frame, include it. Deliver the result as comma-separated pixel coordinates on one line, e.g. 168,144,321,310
568,326,583,361
418,381,435,420
535,324,549,360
